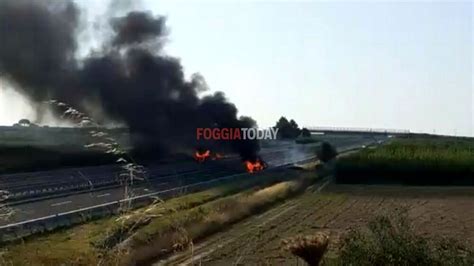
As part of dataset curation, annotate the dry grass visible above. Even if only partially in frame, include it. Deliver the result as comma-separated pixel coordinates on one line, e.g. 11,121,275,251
338,209,474,265
0,169,310,265
95,173,289,250
46,100,146,210
0,185,241,265
282,232,329,266
119,171,318,265
0,190,13,221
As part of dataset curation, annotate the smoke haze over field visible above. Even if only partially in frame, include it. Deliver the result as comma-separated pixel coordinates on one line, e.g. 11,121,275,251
0,0,260,160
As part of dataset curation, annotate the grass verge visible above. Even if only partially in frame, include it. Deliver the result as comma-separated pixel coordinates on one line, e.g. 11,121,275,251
118,170,319,265
0,166,318,265
0,145,117,174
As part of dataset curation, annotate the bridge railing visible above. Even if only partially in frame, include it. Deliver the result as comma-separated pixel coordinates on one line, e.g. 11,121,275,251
306,126,410,134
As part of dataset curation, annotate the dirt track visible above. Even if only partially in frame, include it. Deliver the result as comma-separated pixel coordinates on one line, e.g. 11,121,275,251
157,183,474,266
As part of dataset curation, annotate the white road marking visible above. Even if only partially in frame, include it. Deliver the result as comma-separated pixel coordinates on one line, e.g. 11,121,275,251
50,200,72,207
1,143,370,232
96,193,111,198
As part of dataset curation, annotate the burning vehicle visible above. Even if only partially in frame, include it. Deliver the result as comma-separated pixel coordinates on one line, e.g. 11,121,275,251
194,149,211,163
244,158,267,173
193,147,266,173
194,149,226,163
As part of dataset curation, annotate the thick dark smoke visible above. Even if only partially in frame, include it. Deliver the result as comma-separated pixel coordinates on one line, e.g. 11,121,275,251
0,0,78,101
0,0,260,161
111,11,166,47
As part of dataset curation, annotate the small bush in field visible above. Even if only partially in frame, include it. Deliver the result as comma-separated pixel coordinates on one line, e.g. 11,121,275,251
338,210,474,266
317,142,337,163
282,232,329,266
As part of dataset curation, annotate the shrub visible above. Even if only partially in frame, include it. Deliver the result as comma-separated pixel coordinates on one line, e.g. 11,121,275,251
301,128,312,138
338,210,474,265
282,232,329,266
316,142,337,163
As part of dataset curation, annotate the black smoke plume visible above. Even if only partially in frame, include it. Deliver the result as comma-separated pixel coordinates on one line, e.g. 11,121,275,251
0,0,260,161
111,11,167,47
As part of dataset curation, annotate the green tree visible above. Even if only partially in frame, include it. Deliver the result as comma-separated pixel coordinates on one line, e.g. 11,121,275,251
274,116,301,139
301,128,311,138
275,117,290,129
289,119,301,138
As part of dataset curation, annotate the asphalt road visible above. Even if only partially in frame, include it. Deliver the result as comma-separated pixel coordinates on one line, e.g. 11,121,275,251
0,135,383,226
1,143,310,203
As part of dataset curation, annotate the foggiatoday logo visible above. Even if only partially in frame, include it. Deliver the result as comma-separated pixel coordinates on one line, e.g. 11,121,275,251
196,127,279,140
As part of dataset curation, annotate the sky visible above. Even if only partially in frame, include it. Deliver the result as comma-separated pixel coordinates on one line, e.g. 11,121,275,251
0,0,472,136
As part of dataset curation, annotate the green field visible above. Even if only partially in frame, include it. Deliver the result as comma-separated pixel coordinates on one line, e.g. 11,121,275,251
0,145,186,174
335,135,474,185
0,145,118,174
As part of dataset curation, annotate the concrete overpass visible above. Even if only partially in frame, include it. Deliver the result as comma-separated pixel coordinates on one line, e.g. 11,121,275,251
306,126,410,136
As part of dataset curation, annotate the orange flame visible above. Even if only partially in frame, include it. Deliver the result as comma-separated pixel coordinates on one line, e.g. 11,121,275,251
244,159,265,173
195,150,210,163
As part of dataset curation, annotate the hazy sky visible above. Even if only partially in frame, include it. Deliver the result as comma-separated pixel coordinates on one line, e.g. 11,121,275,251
0,0,472,136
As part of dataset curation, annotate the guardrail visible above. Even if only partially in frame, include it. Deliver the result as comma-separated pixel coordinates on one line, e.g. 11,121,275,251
0,154,318,242
0,143,371,242
4,167,203,204
1,147,294,202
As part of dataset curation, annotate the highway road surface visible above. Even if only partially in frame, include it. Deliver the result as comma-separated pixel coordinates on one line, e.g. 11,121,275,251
0,134,384,226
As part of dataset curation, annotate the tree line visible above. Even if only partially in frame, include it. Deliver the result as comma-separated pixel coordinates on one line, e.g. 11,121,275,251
273,116,311,139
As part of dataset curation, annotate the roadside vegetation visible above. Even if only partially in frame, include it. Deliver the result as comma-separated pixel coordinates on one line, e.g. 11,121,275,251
0,145,117,174
336,136,474,185
121,171,317,265
0,119,131,173
282,233,329,266
280,209,474,266
273,116,312,141
335,209,474,266
316,142,338,163
274,116,302,139
0,142,191,174
0,167,319,265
